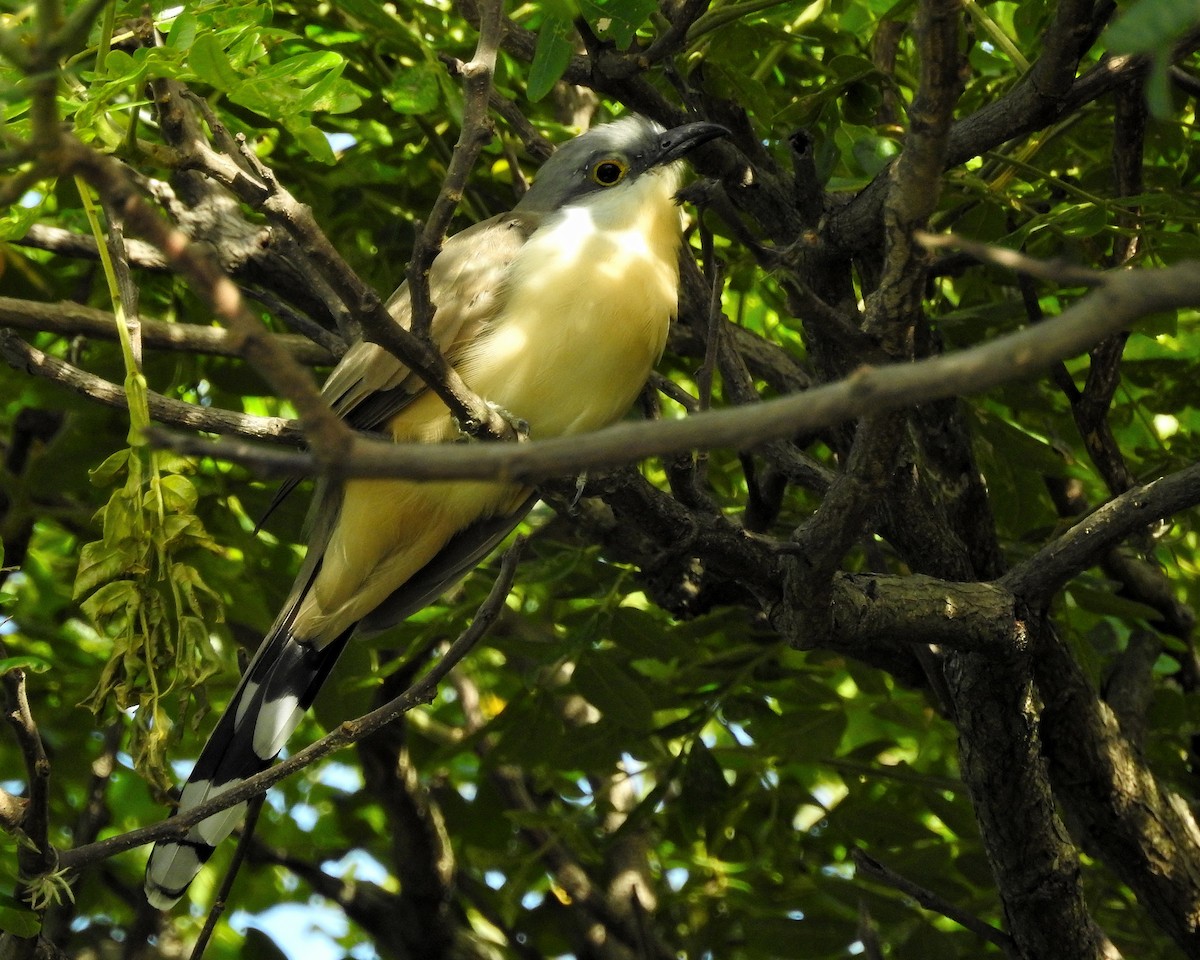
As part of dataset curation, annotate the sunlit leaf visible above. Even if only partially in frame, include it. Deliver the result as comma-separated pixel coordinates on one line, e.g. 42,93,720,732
528,16,574,102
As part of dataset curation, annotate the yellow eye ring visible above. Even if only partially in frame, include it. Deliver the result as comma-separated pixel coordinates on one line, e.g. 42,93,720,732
591,158,628,186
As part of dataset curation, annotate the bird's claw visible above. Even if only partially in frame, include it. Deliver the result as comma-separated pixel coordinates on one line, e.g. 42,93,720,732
488,401,531,442
453,402,529,443
570,472,588,508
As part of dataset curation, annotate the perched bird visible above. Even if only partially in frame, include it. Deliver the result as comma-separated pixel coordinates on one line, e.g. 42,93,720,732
144,114,727,908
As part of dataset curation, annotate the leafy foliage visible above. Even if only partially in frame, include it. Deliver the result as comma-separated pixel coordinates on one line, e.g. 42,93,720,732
1,0,1200,959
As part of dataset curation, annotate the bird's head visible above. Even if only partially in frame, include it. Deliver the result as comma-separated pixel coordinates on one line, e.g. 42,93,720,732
515,115,728,215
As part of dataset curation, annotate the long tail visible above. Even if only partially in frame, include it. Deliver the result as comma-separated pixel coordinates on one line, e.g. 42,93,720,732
143,625,351,909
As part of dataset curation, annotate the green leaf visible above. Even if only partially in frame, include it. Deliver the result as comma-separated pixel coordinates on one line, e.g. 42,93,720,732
188,33,245,92
1067,584,1164,624
88,449,129,487
1105,0,1200,54
851,133,898,177
79,579,140,622
527,16,574,102
100,48,136,79
74,541,140,598
287,121,337,163
572,654,655,730
166,10,199,50
0,655,51,675
676,740,732,836
296,61,361,114
701,63,775,130
1138,308,1179,338
240,927,290,960
386,63,440,115
157,474,198,514
0,201,39,242
0,901,40,938
1145,54,1174,119
580,0,657,47
251,51,346,88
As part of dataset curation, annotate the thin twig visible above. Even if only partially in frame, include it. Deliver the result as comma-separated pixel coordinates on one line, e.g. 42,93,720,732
166,57,514,443
0,331,302,442
61,139,352,460
408,0,503,339
917,231,1105,287
695,222,722,413
1,658,52,877
0,296,336,364
851,848,1017,956
644,0,711,63
188,794,265,960
1002,461,1200,607
15,223,168,269
453,667,676,960
650,372,699,413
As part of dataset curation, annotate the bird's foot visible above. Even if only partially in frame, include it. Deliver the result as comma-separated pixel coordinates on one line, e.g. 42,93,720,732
488,401,530,442
453,402,529,443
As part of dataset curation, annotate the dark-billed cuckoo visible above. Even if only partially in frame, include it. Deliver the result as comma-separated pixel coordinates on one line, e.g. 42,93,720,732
145,114,727,908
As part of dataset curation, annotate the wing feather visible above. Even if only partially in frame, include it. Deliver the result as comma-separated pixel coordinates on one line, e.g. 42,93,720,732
322,212,540,428
258,212,539,527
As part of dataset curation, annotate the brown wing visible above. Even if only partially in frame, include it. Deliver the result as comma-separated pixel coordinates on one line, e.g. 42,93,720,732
322,211,542,431
258,211,540,528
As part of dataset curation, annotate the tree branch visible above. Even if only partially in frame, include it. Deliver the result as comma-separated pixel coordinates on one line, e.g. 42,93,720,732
1036,624,1200,955
851,848,1017,956
165,79,516,445
824,572,1022,657
406,0,502,339
187,795,264,960
57,137,352,462
145,259,1200,484
866,0,964,349
944,645,1109,960
1,659,53,880
1002,461,1200,607
0,330,302,443
828,24,1200,254
14,224,168,270
0,296,336,365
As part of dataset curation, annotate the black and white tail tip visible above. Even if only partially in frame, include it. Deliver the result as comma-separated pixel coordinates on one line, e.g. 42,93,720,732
144,630,343,908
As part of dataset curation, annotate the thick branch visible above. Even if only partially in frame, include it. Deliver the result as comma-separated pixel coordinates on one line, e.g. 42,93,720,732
1036,625,1200,954
57,138,351,460
866,0,964,347
1002,462,1200,608
825,573,1022,656
944,647,1107,960
147,260,1200,483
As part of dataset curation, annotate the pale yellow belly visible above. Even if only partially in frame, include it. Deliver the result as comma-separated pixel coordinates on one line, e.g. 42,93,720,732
297,175,682,642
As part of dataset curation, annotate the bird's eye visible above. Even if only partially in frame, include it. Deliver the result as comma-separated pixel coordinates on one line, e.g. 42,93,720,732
591,158,628,186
